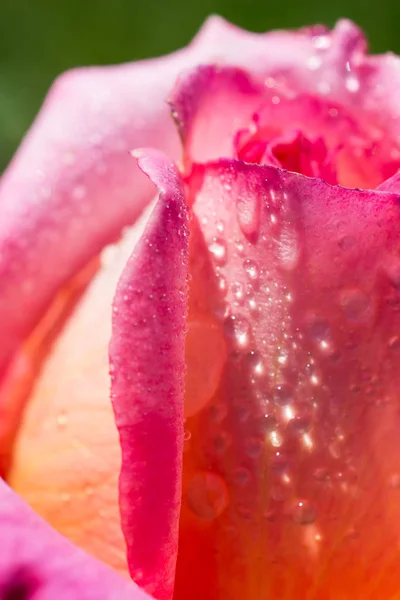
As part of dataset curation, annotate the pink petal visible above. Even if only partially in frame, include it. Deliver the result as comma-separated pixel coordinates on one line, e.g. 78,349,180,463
0,15,321,375
174,158,400,598
0,478,151,599
109,151,188,600
378,170,400,193
170,65,263,167
1,17,397,374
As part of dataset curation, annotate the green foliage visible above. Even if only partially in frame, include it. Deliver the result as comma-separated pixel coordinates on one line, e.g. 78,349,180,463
0,0,399,171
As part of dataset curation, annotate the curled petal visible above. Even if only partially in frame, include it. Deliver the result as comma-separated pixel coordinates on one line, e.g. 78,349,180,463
0,479,151,599
109,151,189,600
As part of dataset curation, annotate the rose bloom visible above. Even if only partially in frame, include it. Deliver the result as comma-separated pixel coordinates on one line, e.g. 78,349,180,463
0,14,400,600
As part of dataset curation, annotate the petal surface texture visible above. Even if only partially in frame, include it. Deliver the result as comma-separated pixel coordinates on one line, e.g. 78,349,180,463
173,159,400,600
0,479,152,600
110,151,189,600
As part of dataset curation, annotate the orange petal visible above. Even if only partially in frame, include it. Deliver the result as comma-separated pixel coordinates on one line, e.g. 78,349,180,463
9,216,151,577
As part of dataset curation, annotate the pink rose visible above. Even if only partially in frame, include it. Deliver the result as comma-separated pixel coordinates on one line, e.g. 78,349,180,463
1,15,400,599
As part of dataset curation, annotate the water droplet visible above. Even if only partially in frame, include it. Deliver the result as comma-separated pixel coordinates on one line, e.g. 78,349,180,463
340,288,371,322
389,336,400,350
271,452,288,474
213,432,231,453
243,259,259,281
346,76,360,93
217,274,227,295
236,194,260,239
245,437,264,458
57,411,68,428
184,429,192,442
313,467,330,482
273,383,293,406
264,414,279,431
216,221,225,234
208,237,227,265
338,235,356,250
231,281,244,304
246,351,264,376
224,314,250,348
313,35,331,49
186,471,229,519
269,429,283,447
306,316,330,342
289,416,312,434
291,500,316,525
60,492,71,503
233,467,251,486
235,240,245,256
85,485,93,496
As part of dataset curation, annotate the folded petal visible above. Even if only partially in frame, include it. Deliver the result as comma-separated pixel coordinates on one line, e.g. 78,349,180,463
109,151,188,600
175,159,400,599
0,478,151,599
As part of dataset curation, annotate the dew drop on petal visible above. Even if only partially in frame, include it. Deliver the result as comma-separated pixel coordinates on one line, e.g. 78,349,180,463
186,471,229,519
291,499,317,525
388,336,400,351
245,437,264,458
224,314,251,348
208,237,227,265
213,431,231,453
246,350,264,376
273,383,293,406
339,288,372,322
231,281,244,304
243,259,259,281
233,467,251,486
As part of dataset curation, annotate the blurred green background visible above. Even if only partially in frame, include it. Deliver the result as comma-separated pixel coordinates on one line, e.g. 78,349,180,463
1,0,399,172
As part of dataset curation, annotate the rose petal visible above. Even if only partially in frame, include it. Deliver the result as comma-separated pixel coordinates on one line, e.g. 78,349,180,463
0,16,316,375
175,158,400,598
10,221,152,576
378,169,400,193
109,150,188,600
0,478,151,599
3,17,398,376
170,65,263,168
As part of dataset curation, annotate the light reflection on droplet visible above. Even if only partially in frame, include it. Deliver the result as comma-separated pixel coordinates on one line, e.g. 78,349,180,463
209,237,227,265
302,433,313,449
269,430,283,447
283,405,295,421
224,314,250,348
243,259,259,281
